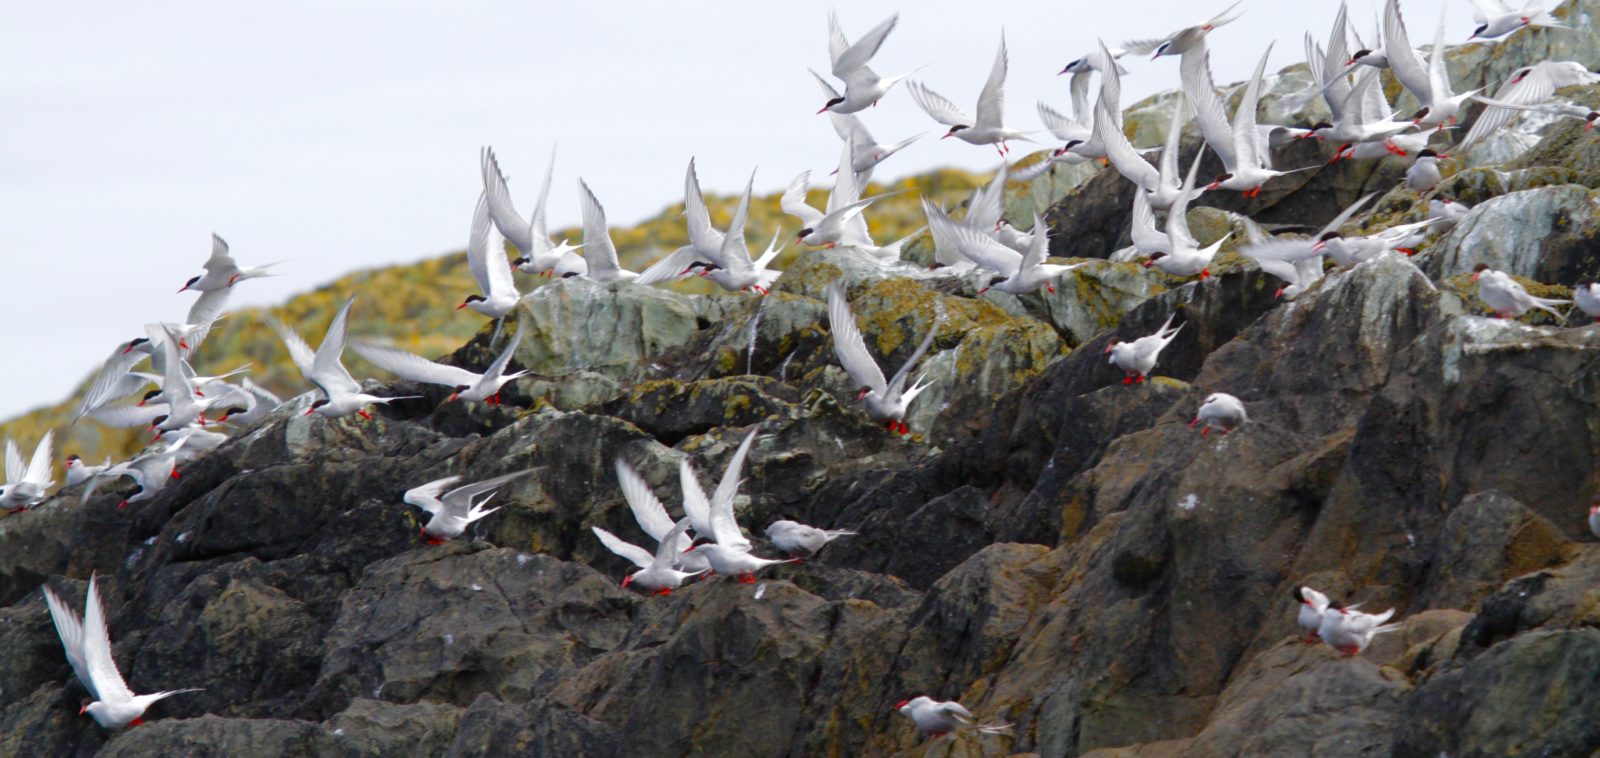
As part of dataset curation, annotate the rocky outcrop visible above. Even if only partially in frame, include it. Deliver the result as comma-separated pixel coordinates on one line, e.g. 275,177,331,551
7,10,1600,758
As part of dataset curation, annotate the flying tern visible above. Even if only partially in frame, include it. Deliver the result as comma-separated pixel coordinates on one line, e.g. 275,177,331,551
405,469,534,544
268,297,417,419
613,457,710,574
826,281,941,435
1105,313,1184,385
816,11,912,114
1386,0,1478,130
812,72,921,183
458,194,520,319
1123,1,1244,60
908,33,1033,156
354,330,528,406
1468,0,1565,40
177,233,276,292
1146,151,1229,279
1472,265,1570,319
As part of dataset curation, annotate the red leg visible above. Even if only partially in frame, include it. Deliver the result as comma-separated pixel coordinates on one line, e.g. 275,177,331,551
1123,374,1134,385
358,409,372,420
170,469,181,480
1199,269,1211,280
130,718,144,727
655,588,672,596
1201,427,1212,437
1134,375,1145,384
1188,418,1200,427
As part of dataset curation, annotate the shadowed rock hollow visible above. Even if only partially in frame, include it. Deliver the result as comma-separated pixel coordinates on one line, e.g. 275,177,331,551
8,8,1600,756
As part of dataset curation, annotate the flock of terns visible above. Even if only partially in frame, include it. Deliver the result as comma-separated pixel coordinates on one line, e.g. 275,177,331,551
4,0,1598,742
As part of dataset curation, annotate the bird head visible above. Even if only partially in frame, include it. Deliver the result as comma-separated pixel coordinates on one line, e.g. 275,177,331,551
796,227,813,242
138,389,163,407
1586,113,1599,131
942,124,970,140
895,699,911,711
1054,139,1083,158
1103,341,1122,356
1410,107,1431,125
178,275,201,293
217,407,245,422
447,385,470,402
511,255,530,267
1348,49,1373,66
457,294,485,311
857,387,872,400
1468,23,1488,40
621,572,635,588
1471,262,1491,282
817,96,845,114
1206,173,1233,192
122,337,150,355
1311,231,1342,253
305,398,330,416
148,415,168,431
1142,252,1167,269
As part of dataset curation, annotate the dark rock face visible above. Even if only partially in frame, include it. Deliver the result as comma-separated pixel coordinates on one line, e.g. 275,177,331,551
10,12,1600,756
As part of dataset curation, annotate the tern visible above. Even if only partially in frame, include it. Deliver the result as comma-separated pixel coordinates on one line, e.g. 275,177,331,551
575,179,640,284
1428,196,1472,231
1472,265,1570,319
1192,44,1301,197
1100,90,1191,210
765,519,855,559
63,454,111,488
1460,61,1600,149
1404,149,1446,191
1293,586,1333,643
896,696,1012,739
481,146,584,279
1105,313,1184,385
213,378,283,427
1574,283,1600,323
593,517,705,595
682,429,796,583
826,281,942,435
458,194,520,319
1058,45,1128,122
816,11,912,114
353,329,529,406
1145,150,1229,279
177,233,277,292
1240,192,1377,298
638,165,783,293
908,33,1033,157
613,457,710,574
43,575,201,728
812,71,921,184
79,439,188,509
1386,0,1478,130
1319,604,1400,656
952,213,1088,295
1469,0,1565,40
1124,1,1244,60
1313,220,1438,266
0,431,55,510
782,141,881,250
405,469,534,544
1191,392,1248,435
268,297,417,420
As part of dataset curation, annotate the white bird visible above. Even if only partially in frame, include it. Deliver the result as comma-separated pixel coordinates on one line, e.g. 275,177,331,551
1105,313,1184,385
63,454,110,488
1293,586,1333,643
1127,190,1173,259
1472,265,1570,319
963,214,1087,295
908,33,1033,156
268,297,416,420
1058,46,1128,122
1052,40,1132,164
1386,0,1478,130
639,166,783,293
163,426,228,462
458,194,520,319
80,438,188,509
1193,44,1300,197
213,378,283,427
163,280,234,358
782,144,881,250
1468,0,1565,40
826,281,941,435
765,519,855,559
1428,196,1472,231
575,179,640,284
73,340,160,424
1312,219,1438,267
1146,150,1229,279
1306,67,1418,146
896,696,1013,739
1405,149,1445,192
1459,62,1600,150
1573,283,1600,323
481,146,585,279
812,71,921,184
0,431,55,510
42,575,201,729
1240,192,1377,298
1101,89,1191,211
405,469,533,544
1318,604,1400,656
353,331,528,406
1190,392,1247,436
145,325,218,435
612,457,710,574
816,11,912,114
177,233,277,293
1123,1,1244,60
920,198,980,273
682,429,796,583
593,517,705,595
1327,131,1432,163
1037,101,1093,164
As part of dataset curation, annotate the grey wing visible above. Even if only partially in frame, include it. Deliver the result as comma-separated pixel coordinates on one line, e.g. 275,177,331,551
636,247,702,286
25,431,53,486
310,297,361,396
82,576,136,704
709,428,759,552
264,314,317,382
615,458,677,543
781,172,824,228
832,12,897,78
88,403,167,429
720,170,757,274
909,82,973,127
42,585,97,700
651,518,696,568
466,193,494,294
202,233,235,274
185,287,231,329
578,179,623,276
825,281,889,394
351,342,479,387
591,526,655,570
403,475,463,515
974,34,1008,130
443,469,534,518
1383,0,1431,103
480,146,533,253
683,158,725,257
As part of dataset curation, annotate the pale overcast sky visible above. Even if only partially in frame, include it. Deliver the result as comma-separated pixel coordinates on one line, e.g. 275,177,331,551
0,1,1471,418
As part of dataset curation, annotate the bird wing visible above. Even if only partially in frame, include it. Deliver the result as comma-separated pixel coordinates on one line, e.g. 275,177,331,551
1159,94,1187,184
42,584,97,700
922,197,972,268
1187,51,1239,169
826,10,850,71
1069,71,1093,123
25,431,53,486
615,457,677,543
4,439,23,483
720,169,757,275
1425,9,1453,101
678,458,714,536
825,281,889,395
82,576,136,704
87,403,167,429
831,12,897,78
310,296,362,396
709,428,758,552
827,137,863,213
264,314,317,383
909,82,973,127
950,222,1023,275
781,172,824,228
964,165,1007,232
443,469,532,519
683,158,726,257
1384,0,1431,104
528,145,558,248
1037,101,1089,141
1231,44,1275,173
1469,0,1511,25
1099,101,1161,190
974,34,1008,130
201,233,235,275
591,526,655,570
1168,150,1206,248
635,247,702,286
651,518,696,569
1019,213,1050,273
243,377,282,408
351,342,479,387
1240,236,1318,263
578,179,624,277
74,348,151,422
403,475,462,515
155,324,195,405
1096,39,1124,127
480,146,534,253
1462,66,1561,148
1130,190,1169,251
1321,192,1379,237
466,194,494,294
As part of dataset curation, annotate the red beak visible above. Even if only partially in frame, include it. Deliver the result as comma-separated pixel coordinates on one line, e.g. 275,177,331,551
177,284,189,293
455,303,469,311
817,105,830,114
1471,272,1482,282
857,388,870,400
304,407,317,416
621,574,634,587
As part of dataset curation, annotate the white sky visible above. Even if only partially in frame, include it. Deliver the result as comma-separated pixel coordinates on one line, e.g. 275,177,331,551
0,1,1470,418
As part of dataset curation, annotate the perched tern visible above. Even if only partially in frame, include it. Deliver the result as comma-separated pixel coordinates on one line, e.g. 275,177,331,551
268,297,417,419
765,519,855,559
1404,149,1446,192
481,146,584,279
896,696,1012,739
575,179,640,284
1427,196,1471,231
0,431,55,510
1146,151,1229,279
1468,0,1565,40
816,11,912,114
80,439,187,509
353,330,528,406
1105,313,1184,385
63,454,111,488
908,33,1033,156
405,469,534,544
177,233,276,292
43,575,201,728
826,281,941,434
1312,219,1438,266
1293,586,1333,643
1573,283,1600,323
1318,604,1399,656
1472,265,1570,319
1190,392,1247,435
